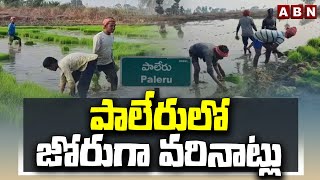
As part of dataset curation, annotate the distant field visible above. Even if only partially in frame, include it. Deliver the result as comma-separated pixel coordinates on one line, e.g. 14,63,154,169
0,25,163,61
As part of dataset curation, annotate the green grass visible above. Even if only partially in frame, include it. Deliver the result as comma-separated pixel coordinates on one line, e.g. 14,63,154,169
0,65,69,122
291,67,320,93
1,24,160,39
75,25,159,38
1,25,164,62
58,26,81,31
2,28,157,61
307,38,320,49
301,68,320,82
0,53,10,61
288,51,303,63
285,38,320,93
224,74,243,84
28,33,155,61
61,46,70,52
24,41,36,46
296,45,319,61
0,30,7,36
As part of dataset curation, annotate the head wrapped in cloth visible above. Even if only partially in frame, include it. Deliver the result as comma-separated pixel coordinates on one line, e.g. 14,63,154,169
285,27,297,38
103,17,116,26
243,10,250,16
214,45,229,58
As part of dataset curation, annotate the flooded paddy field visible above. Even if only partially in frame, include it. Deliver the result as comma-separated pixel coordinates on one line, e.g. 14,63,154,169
1,18,320,180
1,18,320,99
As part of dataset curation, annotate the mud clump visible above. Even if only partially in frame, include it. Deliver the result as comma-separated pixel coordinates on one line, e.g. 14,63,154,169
297,67,308,76
311,61,320,67
297,62,312,70
286,75,300,86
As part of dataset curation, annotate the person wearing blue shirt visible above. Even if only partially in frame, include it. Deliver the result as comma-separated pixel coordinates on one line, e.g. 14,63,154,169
8,17,21,47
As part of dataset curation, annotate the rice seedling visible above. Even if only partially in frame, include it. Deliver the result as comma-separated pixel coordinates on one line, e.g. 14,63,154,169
0,53,10,61
24,41,36,46
61,46,70,52
296,45,319,61
288,51,303,63
224,74,243,84
0,65,69,122
307,38,320,49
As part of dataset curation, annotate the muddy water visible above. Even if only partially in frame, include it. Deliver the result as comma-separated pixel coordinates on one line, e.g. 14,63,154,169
1,18,320,98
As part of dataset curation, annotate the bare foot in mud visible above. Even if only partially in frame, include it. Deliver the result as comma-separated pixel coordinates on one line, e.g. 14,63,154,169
198,80,208,84
189,85,202,97
91,84,102,92
190,83,206,91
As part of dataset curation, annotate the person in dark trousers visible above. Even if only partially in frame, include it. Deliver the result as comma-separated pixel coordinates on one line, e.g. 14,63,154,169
249,27,297,67
262,8,277,30
189,43,229,90
43,53,98,98
93,17,118,91
236,10,257,55
261,8,278,56
8,16,21,47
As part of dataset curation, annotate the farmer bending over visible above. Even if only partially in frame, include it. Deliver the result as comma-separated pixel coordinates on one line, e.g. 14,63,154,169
43,52,98,98
249,26,297,67
189,43,229,90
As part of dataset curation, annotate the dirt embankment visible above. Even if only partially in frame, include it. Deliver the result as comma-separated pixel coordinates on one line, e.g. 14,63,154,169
0,7,305,26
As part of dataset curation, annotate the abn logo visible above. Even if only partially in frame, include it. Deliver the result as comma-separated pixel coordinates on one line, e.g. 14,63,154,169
277,4,317,19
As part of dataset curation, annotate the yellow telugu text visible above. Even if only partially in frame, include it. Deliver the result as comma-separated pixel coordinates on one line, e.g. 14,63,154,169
90,91,230,131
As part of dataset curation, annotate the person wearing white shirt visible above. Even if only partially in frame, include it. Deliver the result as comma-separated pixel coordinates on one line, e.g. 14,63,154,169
43,52,98,98
248,27,297,67
93,17,118,91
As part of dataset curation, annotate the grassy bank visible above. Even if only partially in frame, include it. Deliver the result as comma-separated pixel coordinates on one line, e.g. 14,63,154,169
0,65,68,122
